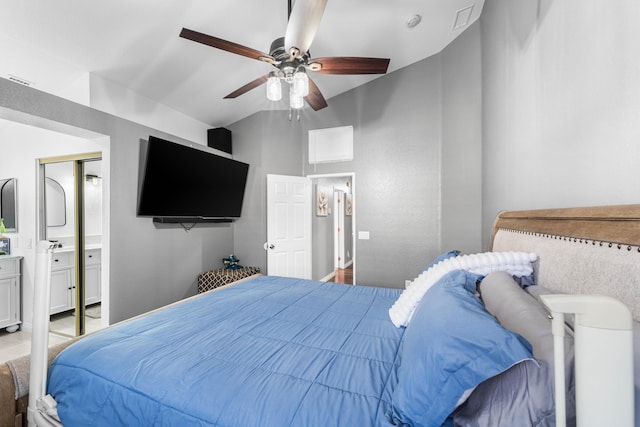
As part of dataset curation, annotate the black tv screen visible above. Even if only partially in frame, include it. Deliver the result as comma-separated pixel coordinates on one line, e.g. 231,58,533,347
137,136,249,219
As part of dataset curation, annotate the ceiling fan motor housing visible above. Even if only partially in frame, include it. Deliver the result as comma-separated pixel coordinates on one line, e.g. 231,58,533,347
270,37,289,62
270,37,310,80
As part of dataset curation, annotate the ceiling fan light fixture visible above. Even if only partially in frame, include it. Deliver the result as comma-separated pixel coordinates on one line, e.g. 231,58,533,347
266,75,282,101
179,0,389,116
293,70,309,97
289,85,304,109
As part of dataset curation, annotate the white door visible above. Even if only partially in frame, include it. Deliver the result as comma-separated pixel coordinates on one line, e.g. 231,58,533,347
266,174,312,278
333,189,345,269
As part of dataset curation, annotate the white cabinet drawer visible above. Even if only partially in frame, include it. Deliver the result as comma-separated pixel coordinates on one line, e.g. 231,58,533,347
0,258,18,277
85,249,101,265
51,252,72,269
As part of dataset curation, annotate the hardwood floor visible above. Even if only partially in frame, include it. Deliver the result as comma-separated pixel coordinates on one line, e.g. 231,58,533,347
331,265,353,285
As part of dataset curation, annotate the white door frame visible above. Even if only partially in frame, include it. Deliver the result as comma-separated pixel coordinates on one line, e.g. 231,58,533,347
333,189,345,269
307,172,356,285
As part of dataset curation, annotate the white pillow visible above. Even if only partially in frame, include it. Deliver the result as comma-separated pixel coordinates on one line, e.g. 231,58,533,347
389,251,537,328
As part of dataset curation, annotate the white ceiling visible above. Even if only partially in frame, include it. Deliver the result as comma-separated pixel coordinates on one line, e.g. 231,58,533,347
0,0,483,127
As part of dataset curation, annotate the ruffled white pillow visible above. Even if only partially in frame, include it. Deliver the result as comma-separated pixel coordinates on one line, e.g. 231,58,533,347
389,251,537,328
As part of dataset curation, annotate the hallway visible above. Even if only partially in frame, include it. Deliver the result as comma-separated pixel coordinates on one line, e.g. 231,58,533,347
331,265,353,285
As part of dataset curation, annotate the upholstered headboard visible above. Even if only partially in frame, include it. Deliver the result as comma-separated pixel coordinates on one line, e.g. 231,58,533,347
491,204,640,320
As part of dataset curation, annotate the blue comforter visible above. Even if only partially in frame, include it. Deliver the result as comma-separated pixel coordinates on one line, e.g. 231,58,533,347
48,273,533,426
48,276,405,426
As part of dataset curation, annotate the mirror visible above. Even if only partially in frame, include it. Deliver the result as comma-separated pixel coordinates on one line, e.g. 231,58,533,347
0,178,17,232
45,177,67,227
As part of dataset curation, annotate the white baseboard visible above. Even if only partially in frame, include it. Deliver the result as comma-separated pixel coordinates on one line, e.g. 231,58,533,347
319,271,336,282
320,261,353,282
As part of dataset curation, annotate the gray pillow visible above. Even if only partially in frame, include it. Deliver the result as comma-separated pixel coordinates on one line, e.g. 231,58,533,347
453,271,576,426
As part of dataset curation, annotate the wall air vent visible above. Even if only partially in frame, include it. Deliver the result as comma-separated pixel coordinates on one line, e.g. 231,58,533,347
6,74,34,87
308,125,354,164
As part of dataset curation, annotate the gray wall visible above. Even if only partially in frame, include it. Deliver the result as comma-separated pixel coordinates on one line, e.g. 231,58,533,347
0,79,235,323
480,0,640,246
441,24,483,253
300,60,442,288
229,111,304,273
296,22,482,288
311,181,333,280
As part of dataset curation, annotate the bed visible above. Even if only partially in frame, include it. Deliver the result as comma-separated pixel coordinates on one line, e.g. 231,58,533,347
2,204,638,426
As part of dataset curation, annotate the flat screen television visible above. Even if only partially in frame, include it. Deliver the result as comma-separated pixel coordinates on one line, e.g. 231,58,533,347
137,136,249,221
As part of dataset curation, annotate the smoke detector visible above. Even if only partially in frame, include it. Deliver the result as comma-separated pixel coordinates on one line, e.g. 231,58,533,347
406,14,422,29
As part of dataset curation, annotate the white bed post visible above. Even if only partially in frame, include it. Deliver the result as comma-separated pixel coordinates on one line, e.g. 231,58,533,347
541,294,634,427
27,241,62,427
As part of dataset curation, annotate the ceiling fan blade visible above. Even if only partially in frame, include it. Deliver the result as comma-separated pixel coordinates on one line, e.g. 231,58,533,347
180,28,275,64
284,0,328,59
305,77,328,111
309,57,390,75
224,74,271,99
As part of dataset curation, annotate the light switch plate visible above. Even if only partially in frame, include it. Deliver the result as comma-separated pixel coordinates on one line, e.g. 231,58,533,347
358,231,370,240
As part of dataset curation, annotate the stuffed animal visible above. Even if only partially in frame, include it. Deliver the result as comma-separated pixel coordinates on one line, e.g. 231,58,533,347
222,254,242,270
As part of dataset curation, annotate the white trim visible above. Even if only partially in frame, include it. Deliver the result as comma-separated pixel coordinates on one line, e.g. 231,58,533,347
319,271,336,283
319,260,352,283
333,189,345,269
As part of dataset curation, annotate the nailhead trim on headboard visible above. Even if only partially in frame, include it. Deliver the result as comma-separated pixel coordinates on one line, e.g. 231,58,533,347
491,204,640,249
498,228,640,253
492,227,640,321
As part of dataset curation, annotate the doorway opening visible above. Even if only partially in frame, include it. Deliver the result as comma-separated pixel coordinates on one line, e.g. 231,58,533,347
308,173,355,285
0,113,110,362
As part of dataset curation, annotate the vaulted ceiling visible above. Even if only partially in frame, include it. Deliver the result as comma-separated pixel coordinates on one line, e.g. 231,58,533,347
0,0,483,127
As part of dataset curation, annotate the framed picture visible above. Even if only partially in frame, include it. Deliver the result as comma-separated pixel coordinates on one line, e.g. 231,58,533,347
316,187,328,216
345,194,353,216
0,237,10,255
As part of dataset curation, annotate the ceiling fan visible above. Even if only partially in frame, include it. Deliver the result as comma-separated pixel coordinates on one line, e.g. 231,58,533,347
179,0,390,112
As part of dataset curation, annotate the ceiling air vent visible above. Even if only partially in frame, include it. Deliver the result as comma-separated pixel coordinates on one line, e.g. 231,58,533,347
6,74,34,87
453,5,474,30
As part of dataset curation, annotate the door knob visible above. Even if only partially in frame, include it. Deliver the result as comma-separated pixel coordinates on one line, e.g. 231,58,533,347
263,243,275,250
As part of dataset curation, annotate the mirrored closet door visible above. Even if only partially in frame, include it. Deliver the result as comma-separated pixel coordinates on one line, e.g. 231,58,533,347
39,153,103,337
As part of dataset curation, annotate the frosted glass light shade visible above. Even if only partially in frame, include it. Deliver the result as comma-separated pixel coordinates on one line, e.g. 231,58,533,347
292,71,309,97
266,76,282,101
289,85,304,109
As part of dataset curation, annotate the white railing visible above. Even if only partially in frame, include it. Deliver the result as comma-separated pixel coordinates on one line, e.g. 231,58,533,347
542,294,634,427
27,241,62,427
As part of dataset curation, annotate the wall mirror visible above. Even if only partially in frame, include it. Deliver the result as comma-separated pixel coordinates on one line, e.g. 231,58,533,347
0,178,18,232
46,177,67,227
